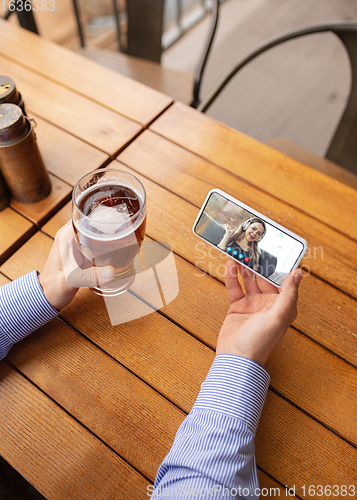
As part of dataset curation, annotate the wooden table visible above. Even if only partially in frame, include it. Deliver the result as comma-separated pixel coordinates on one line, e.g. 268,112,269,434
1,20,357,500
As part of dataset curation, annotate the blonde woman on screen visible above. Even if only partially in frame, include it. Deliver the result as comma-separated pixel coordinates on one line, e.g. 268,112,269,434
217,218,266,271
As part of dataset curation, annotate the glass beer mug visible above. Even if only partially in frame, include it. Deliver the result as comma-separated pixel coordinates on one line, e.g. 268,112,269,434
72,168,147,296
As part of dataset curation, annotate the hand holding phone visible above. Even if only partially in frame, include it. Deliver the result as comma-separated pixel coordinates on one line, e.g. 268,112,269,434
193,189,308,287
216,259,303,366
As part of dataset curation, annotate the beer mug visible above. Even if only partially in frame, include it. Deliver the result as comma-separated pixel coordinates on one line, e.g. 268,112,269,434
72,168,147,296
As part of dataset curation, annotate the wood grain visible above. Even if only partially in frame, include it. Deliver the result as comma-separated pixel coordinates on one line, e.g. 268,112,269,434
257,391,357,499
38,179,357,370
0,273,10,286
0,54,142,156
6,318,185,481
266,328,357,445
32,113,110,185
268,137,357,190
9,173,72,227
150,102,357,241
5,319,357,496
0,19,172,126
3,230,357,450
42,203,72,238
257,470,286,498
117,130,357,298
60,287,216,414
1,17,356,497
1,231,53,279
0,362,149,500
0,207,35,266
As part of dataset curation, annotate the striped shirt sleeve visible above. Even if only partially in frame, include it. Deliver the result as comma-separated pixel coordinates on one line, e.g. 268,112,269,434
0,270,59,360
150,354,270,499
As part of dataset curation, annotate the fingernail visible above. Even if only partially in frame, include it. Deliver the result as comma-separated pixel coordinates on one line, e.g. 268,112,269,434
101,267,113,279
294,270,303,284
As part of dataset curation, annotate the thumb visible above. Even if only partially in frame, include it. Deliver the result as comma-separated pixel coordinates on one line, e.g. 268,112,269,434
66,265,116,288
272,269,303,324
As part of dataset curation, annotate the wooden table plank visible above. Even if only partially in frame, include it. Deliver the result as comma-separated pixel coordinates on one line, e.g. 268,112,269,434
117,130,357,298
0,55,142,156
0,207,35,266
32,113,110,185
0,232,218,413
1,231,51,279
116,132,357,278
257,391,357,499
3,313,357,496
38,193,357,371
150,102,357,241
257,472,286,498
6,318,185,481
2,235,357,492
1,19,355,497
2,230,357,452
0,362,149,500
0,273,10,286
0,19,172,126
0,274,284,496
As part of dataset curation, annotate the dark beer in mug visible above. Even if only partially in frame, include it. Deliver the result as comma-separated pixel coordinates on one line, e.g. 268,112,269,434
72,169,146,296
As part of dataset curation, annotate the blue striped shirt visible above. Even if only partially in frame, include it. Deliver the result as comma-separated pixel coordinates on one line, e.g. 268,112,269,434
151,356,270,499
0,272,270,499
0,270,59,360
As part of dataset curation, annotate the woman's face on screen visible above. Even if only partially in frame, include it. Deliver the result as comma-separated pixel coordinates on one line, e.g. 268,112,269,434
246,222,264,242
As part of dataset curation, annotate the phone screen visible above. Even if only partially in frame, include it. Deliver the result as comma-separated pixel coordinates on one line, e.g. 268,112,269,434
193,191,306,286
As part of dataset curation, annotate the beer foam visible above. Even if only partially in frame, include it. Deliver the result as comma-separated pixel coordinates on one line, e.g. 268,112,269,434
75,182,145,240
89,205,130,235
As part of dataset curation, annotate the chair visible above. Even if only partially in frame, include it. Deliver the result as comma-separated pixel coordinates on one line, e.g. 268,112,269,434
197,21,357,182
2,2,38,33
74,0,219,107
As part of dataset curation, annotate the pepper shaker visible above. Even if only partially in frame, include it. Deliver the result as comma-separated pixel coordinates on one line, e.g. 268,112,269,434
0,76,26,115
0,103,51,204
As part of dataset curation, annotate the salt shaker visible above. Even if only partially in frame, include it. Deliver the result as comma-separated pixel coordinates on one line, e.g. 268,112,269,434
0,103,51,204
0,76,26,115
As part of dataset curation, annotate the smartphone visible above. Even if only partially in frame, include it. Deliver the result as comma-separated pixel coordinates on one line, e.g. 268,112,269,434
192,189,308,287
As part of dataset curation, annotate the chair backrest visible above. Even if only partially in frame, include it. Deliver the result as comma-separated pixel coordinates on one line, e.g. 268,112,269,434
197,21,357,174
125,0,165,63
2,4,38,33
123,0,220,105
71,0,220,105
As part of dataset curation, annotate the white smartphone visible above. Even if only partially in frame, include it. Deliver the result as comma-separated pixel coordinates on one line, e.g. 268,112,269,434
192,189,308,287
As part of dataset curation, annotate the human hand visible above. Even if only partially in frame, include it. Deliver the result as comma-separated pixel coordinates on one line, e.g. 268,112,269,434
216,259,303,366
222,223,236,238
38,221,115,311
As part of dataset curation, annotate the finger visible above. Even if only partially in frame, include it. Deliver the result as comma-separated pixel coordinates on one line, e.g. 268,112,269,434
237,262,260,295
58,223,85,278
256,274,279,294
271,269,303,324
225,259,244,303
66,265,116,288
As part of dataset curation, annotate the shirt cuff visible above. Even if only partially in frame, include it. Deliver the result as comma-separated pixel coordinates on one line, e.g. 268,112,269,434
192,354,270,433
0,270,59,358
